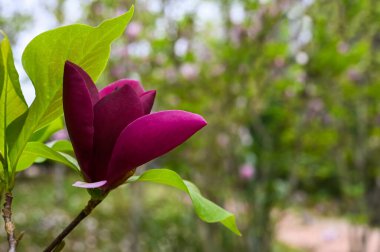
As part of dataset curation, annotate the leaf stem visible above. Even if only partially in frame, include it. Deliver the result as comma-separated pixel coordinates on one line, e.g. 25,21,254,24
43,198,102,252
2,192,16,252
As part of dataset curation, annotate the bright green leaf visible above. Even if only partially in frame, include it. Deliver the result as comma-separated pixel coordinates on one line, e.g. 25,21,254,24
29,116,64,143
10,6,134,171
49,139,74,156
127,169,241,236
0,32,28,165
17,142,79,172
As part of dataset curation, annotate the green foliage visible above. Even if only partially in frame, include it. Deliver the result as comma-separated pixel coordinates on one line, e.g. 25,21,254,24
49,140,74,156
29,117,64,143
128,169,241,236
17,142,78,172
0,32,28,171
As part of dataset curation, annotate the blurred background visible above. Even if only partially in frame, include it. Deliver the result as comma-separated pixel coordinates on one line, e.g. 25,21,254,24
2,0,380,251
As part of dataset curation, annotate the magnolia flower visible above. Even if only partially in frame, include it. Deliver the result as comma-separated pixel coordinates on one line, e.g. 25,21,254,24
63,61,207,191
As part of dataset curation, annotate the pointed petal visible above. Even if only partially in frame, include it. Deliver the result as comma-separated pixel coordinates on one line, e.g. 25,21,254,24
65,61,99,104
126,80,145,95
99,79,144,99
73,180,107,188
63,61,97,177
140,90,156,114
89,84,144,181
106,110,207,187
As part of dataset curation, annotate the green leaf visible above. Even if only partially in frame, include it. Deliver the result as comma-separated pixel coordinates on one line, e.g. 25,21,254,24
0,32,28,166
17,142,79,172
127,169,241,236
9,6,134,171
29,116,64,143
49,139,73,152
49,139,74,156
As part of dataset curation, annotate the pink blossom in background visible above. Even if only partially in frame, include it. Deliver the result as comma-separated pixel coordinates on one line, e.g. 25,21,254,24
239,164,255,181
180,63,199,80
52,129,69,141
110,65,125,79
126,22,142,40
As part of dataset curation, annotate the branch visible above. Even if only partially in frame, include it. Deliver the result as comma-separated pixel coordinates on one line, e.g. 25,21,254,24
43,198,102,252
2,192,16,252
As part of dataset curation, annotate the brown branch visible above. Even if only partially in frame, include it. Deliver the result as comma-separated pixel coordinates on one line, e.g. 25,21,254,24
2,192,16,252
43,198,102,252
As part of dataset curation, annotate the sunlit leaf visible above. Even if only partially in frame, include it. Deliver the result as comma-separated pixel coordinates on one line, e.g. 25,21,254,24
49,139,74,156
0,32,28,169
127,168,241,236
17,142,79,172
29,116,64,143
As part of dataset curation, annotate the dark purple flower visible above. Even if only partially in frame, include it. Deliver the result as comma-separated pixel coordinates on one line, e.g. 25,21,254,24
63,61,207,191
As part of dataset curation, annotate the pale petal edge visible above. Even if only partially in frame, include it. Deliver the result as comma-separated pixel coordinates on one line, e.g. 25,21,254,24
72,180,107,188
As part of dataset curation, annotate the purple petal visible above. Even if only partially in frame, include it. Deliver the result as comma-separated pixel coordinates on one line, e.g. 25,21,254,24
106,110,207,188
73,180,107,188
63,61,97,178
65,61,99,105
99,79,144,99
89,84,144,181
140,90,156,114
125,80,145,95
